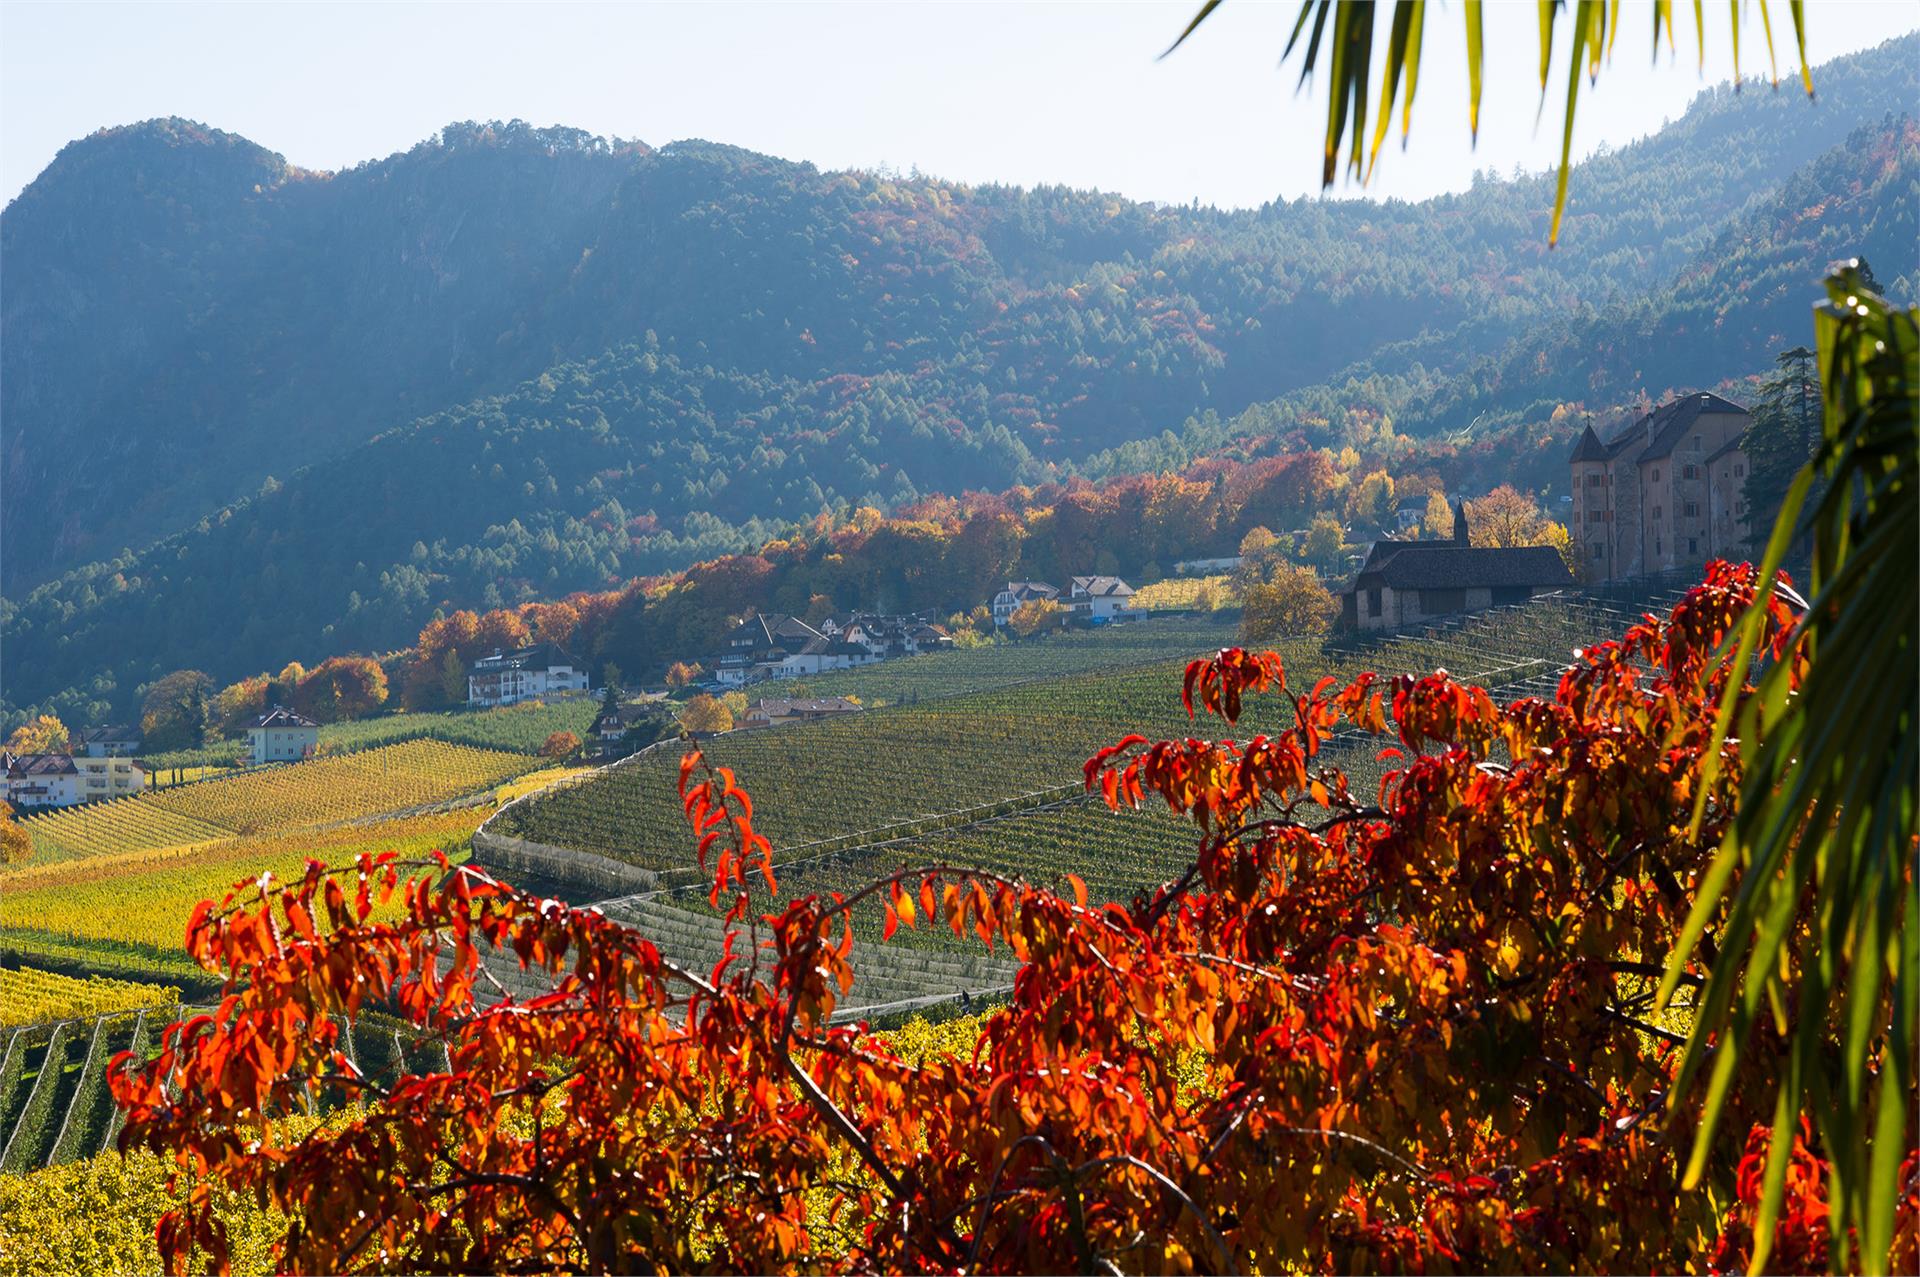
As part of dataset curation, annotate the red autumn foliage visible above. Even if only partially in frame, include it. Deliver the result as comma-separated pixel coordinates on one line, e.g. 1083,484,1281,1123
111,563,1916,1274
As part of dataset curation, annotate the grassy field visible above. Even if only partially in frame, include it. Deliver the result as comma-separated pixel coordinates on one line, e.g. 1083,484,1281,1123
21,739,534,863
139,698,598,772
500,595,1637,879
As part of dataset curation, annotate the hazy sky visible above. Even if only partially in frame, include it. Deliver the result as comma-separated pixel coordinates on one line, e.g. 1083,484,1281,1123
4,1,1915,209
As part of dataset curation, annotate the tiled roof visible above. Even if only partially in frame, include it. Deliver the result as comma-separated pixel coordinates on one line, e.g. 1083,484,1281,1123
248,706,319,730
3,752,80,777
471,642,577,673
1069,575,1135,598
1570,424,1612,463
78,725,140,744
1356,545,1572,591
999,581,1059,601
1602,393,1750,464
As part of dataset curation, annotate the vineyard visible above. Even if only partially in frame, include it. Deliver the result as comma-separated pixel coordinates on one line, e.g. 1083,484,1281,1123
21,739,535,863
1128,575,1235,611
496,594,1636,876
0,969,178,1028
1,811,485,981
780,614,1239,705
138,698,598,772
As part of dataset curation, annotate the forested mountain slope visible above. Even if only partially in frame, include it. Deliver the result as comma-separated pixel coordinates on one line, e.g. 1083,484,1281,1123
4,37,1915,725
3,35,1913,594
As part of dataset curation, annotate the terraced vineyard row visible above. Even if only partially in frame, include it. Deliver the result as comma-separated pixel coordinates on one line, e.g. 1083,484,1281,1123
499,594,1627,876
0,969,177,1028
2,811,485,981
0,1005,461,1175
0,1010,155,1173
22,739,534,863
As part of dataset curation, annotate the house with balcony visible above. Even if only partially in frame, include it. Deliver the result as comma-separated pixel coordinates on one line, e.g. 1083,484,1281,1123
467,644,590,708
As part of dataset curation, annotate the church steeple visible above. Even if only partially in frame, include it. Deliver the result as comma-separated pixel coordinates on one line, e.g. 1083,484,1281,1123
1453,500,1471,546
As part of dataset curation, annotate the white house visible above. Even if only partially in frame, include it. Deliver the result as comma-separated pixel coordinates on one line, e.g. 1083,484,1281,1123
4,752,149,807
1066,576,1136,622
2,753,82,808
991,581,1060,627
467,643,589,708
77,725,142,757
246,707,320,764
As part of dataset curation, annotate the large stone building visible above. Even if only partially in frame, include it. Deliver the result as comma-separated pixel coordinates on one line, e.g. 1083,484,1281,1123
1569,393,1754,582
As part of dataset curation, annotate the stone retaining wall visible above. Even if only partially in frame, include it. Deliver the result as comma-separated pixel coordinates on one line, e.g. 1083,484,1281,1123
470,829,660,896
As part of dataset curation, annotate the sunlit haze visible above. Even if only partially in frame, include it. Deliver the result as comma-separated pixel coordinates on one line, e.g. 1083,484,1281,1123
4,0,1916,208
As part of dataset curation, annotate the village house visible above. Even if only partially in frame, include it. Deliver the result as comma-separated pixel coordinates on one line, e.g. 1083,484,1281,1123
1569,393,1754,581
246,706,320,765
77,724,142,757
1341,503,1573,632
990,581,1060,627
467,643,590,708
586,698,674,760
739,697,863,729
714,612,953,684
1066,575,1136,623
1393,496,1430,533
713,614,827,686
2,751,147,808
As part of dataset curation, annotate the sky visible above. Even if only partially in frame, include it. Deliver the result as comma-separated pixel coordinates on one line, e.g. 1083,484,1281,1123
3,1,1915,210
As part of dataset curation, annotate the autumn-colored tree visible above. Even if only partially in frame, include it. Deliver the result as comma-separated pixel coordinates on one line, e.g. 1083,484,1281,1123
665,661,704,689
212,676,270,735
0,801,32,864
677,692,733,735
290,657,389,724
1422,490,1454,539
538,731,581,761
1344,468,1395,528
720,690,750,720
1300,511,1345,571
521,601,580,647
140,670,214,751
1240,563,1338,641
1468,485,1580,576
112,564,1916,1275
437,651,468,707
4,713,70,755
1007,597,1066,638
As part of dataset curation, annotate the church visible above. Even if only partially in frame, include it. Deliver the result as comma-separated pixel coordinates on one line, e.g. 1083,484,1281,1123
1341,502,1573,632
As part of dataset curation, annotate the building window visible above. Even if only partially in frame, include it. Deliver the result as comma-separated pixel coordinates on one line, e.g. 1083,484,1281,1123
1683,465,1700,480
1592,544,1606,561
1734,464,1745,477
1689,539,1699,555
1684,502,1699,518
1586,474,1604,488
1656,538,1663,556
1366,589,1381,618
1652,468,1661,482
1653,507,1662,520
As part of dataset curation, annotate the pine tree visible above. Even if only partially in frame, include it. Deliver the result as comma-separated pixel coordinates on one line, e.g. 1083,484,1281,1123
1742,347,1820,546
